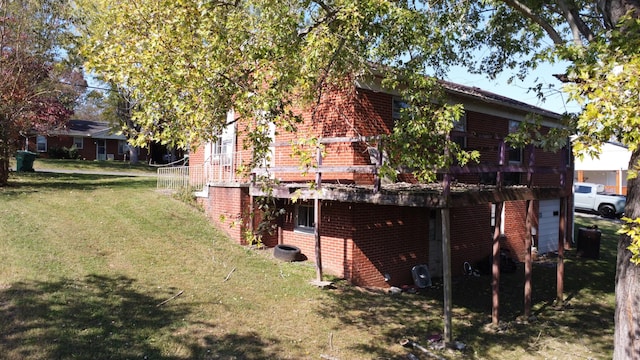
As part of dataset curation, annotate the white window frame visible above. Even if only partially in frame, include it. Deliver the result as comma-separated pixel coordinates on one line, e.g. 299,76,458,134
73,136,84,149
36,135,47,152
294,202,315,234
491,203,506,235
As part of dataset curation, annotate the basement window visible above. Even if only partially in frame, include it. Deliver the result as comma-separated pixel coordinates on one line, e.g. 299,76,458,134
294,202,315,234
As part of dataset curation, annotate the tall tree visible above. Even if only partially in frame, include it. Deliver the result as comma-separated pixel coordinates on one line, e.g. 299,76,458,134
102,85,141,163
0,0,84,185
75,1,640,356
463,2,639,358
75,0,477,171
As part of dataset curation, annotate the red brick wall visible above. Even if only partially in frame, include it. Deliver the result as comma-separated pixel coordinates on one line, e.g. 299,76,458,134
199,186,251,245
351,204,430,288
274,200,356,279
273,200,432,288
502,201,530,261
28,135,134,161
189,145,205,166
449,205,493,275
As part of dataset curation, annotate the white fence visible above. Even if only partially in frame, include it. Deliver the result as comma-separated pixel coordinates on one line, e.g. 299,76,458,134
156,154,239,191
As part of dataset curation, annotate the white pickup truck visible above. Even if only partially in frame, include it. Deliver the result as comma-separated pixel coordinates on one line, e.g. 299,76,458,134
574,182,626,218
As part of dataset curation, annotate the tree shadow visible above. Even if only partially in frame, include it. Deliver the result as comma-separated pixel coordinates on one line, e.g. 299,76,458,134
2,172,156,196
317,251,615,359
0,274,280,359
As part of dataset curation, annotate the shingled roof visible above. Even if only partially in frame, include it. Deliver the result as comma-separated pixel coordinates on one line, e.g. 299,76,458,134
51,120,126,140
438,79,563,120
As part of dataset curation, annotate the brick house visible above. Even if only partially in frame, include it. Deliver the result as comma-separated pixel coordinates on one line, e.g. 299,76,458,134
24,119,130,160
190,78,573,291
23,119,155,162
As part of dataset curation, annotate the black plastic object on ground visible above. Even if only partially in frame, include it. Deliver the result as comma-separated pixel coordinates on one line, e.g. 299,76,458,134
577,226,602,259
411,264,432,288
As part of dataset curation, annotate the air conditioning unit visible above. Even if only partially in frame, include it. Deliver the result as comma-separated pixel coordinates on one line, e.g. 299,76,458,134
107,154,114,160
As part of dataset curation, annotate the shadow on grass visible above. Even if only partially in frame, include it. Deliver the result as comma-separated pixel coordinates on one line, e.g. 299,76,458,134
0,274,281,360
317,215,617,359
2,172,156,196
35,159,158,174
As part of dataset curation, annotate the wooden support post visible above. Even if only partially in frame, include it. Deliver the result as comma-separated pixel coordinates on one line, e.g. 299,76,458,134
441,207,452,344
497,140,506,185
524,200,533,318
557,196,566,306
527,145,535,186
373,139,382,193
492,202,504,326
314,145,323,282
440,167,453,345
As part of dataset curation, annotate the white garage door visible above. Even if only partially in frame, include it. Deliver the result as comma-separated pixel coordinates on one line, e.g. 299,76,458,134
538,199,560,254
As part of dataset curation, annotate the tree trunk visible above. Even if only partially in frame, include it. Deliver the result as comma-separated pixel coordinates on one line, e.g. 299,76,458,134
0,121,9,186
614,148,640,359
129,146,139,164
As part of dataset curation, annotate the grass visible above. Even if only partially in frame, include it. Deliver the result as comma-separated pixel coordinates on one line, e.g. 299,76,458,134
11,157,158,174
0,169,617,359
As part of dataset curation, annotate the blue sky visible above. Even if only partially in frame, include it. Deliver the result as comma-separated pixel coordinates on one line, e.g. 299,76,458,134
444,61,582,115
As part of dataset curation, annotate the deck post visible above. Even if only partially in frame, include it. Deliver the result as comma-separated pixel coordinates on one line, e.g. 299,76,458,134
524,199,533,318
557,196,566,305
314,145,323,282
441,168,453,345
492,202,503,326
441,207,452,344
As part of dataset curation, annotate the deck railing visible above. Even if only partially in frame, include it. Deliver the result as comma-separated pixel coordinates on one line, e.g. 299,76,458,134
156,151,242,190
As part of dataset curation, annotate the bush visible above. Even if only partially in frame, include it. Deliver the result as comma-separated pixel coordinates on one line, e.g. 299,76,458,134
48,145,80,159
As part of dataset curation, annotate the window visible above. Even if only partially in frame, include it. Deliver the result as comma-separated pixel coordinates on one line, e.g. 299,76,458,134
36,136,47,152
451,112,467,148
575,185,592,194
491,203,505,235
118,140,128,155
392,97,409,120
294,202,315,233
73,136,83,149
507,120,522,164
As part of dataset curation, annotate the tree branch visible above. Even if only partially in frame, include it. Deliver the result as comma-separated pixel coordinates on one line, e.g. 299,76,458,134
556,0,595,44
501,0,565,45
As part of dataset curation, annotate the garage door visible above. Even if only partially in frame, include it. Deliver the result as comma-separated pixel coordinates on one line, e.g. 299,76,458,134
538,199,560,254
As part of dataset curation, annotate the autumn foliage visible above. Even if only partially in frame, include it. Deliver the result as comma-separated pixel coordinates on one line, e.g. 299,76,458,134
0,0,84,185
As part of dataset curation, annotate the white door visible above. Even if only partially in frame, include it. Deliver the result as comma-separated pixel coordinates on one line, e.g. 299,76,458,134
96,140,106,161
537,199,560,254
428,210,442,278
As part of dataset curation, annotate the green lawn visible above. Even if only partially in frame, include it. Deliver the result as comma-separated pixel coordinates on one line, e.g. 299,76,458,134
11,157,158,174
0,171,617,359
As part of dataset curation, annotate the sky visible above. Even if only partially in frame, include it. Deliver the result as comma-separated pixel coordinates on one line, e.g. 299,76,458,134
444,61,582,115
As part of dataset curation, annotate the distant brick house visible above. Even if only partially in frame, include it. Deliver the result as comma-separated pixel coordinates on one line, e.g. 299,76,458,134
23,120,129,161
190,78,574,289
22,119,154,162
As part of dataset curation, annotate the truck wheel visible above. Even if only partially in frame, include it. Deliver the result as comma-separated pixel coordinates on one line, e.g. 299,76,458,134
598,204,616,218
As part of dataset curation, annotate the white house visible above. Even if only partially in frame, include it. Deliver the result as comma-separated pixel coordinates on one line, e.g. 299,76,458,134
574,141,630,195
